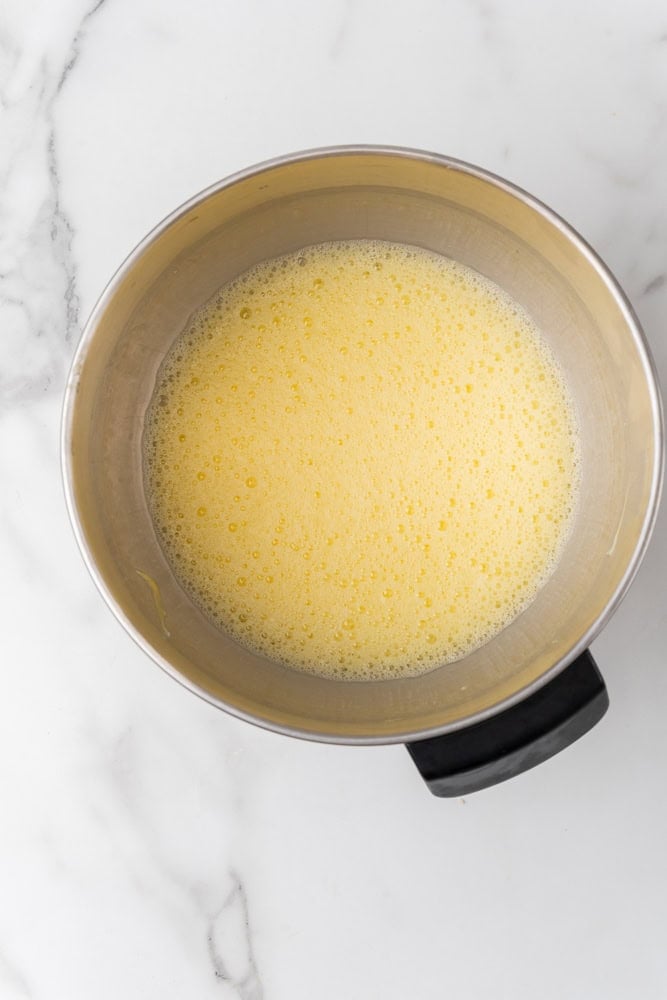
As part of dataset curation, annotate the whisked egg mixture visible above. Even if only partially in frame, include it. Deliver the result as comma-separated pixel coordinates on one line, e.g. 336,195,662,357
144,240,579,680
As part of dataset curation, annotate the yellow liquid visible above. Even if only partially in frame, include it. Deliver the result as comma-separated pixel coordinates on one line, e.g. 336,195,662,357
144,241,579,680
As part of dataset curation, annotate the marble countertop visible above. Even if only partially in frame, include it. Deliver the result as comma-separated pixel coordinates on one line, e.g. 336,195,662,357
2,2,666,997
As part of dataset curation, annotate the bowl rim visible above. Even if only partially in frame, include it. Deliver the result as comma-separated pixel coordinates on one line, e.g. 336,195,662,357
61,144,665,745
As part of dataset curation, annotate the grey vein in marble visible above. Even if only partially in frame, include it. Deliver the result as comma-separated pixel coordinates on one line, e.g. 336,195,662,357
0,946,33,999
208,872,263,1000
329,0,354,60
642,273,666,296
0,0,107,410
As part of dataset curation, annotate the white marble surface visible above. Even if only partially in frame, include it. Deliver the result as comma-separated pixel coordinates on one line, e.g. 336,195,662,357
1,1,666,997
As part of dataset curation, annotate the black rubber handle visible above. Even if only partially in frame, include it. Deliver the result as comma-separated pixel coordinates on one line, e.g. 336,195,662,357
406,649,608,797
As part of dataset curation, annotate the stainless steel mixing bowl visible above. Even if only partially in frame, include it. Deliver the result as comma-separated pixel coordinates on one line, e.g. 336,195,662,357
62,146,663,792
